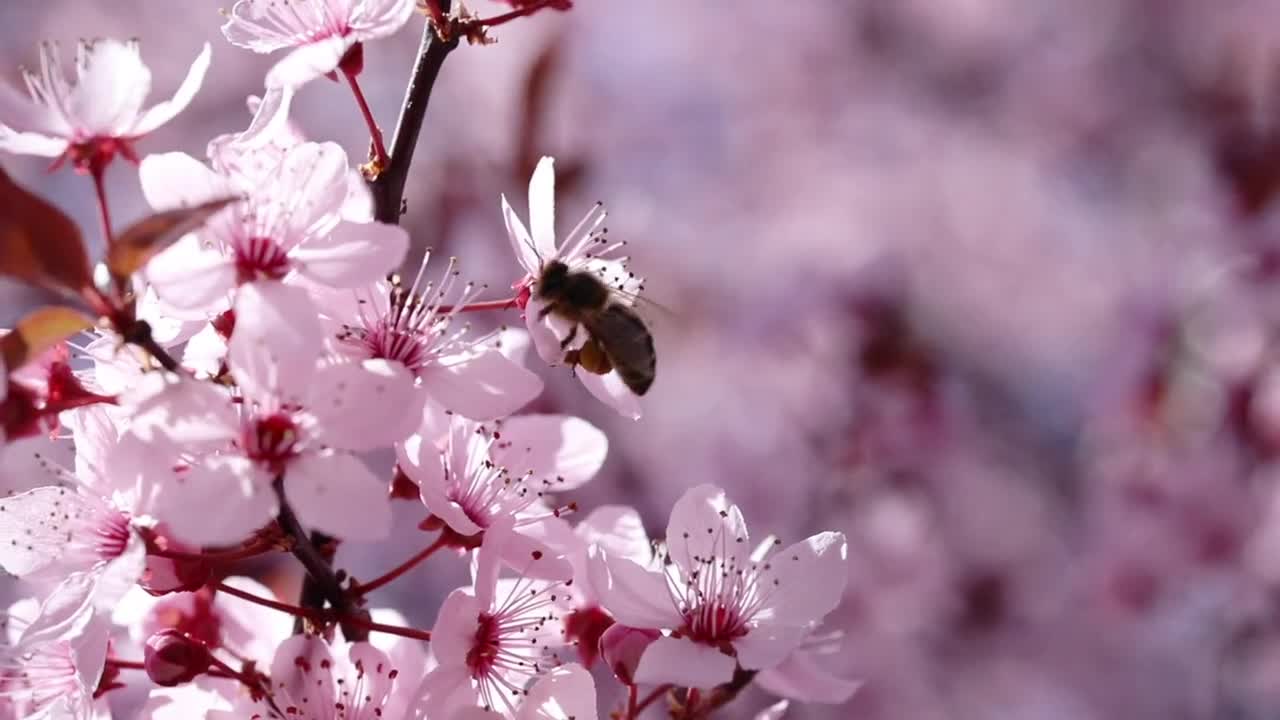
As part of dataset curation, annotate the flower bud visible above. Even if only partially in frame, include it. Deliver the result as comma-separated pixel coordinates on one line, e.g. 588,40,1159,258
145,630,212,687
599,624,659,686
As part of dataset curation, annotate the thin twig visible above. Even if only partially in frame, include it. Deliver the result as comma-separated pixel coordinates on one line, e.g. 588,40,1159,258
272,476,370,641
369,0,459,224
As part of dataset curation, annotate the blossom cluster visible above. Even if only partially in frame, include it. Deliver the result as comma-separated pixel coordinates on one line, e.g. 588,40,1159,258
0,1,853,719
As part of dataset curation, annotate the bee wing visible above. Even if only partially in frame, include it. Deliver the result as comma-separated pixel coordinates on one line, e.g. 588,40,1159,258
585,304,656,395
580,257,677,318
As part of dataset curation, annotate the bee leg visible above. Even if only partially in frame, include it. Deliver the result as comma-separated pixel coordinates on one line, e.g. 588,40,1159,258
559,324,579,350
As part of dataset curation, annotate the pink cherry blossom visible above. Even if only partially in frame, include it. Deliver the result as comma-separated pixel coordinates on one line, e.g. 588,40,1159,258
127,285,417,545
588,485,848,689
754,631,861,705
502,156,646,419
139,140,407,319
420,524,576,718
0,406,150,610
0,38,210,168
397,413,605,573
143,634,416,719
322,252,544,422
0,574,110,719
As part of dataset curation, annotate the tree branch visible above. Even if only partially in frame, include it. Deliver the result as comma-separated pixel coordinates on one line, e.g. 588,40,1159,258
369,1,460,224
272,476,369,641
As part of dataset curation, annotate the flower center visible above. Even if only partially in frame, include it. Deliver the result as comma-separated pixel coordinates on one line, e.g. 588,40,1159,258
466,613,502,679
234,236,291,284
94,509,132,560
244,413,301,471
360,323,429,374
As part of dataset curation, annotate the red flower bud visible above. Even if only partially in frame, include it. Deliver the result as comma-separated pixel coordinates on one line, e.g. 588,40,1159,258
144,630,211,686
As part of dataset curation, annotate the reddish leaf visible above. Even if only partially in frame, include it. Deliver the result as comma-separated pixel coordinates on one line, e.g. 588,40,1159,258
0,306,94,372
0,166,93,294
106,197,238,277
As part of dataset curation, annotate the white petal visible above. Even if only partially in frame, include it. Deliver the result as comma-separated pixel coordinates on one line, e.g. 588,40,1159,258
759,532,848,625
265,36,354,89
152,457,278,547
665,485,749,580
528,157,557,257
587,550,681,630
491,415,607,490
307,360,420,450
284,452,391,541
516,663,598,720
138,152,230,211
634,637,736,689
0,487,78,576
430,589,483,667
274,141,351,240
733,624,810,673
270,635,336,707
92,531,147,610
234,85,294,148
132,43,212,135
68,40,151,135
524,298,574,365
144,235,236,319
576,505,653,564
229,281,322,406
755,700,790,720
421,348,544,421
577,369,643,420
502,193,541,274
292,220,408,288
0,129,67,156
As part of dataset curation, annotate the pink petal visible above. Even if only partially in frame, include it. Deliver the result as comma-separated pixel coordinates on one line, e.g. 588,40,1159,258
416,665,480,719
67,40,151,136
502,193,541,275
577,370,643,420
755,649,862,705
420,348,544,421
307,360,420,450
665,485,750,580
284,452,391,541
229,281,322,406
587,550,681,630
138,152,230,211
345,643,397,709
274,142,351,239
732,624,810,673
132,43,212,135
216,576,294,663
181,322,229,378
527,157,557,258
0,434,75,496
137,288,205,346
351,0,418,38
0,80,65,136
759,532,848,626
498,528,574,583
292,220,408,288
152,456,278,547
576,505,653,564
234,85,294,148
491,415,607,490
270,635,336,706
634,637,736,689
523,298,573,365
144,235,236,319
125,374,238,452
755,700,790,720
19,572,97,643
265,35,354,89
430,589,483,668
0,487,80,576
93,532,147,610
0,128,67,156
516,663,598,720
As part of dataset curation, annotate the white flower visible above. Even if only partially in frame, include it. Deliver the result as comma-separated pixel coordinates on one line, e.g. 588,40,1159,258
0,39,210,167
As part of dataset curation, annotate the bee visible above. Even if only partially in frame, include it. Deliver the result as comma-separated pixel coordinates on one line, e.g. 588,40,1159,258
535,259,656,396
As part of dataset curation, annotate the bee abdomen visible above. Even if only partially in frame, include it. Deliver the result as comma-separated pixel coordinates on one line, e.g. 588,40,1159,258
588,304,656,396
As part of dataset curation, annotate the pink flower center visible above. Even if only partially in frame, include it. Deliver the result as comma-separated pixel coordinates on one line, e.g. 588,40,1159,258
360,323,428,374
467,613,502,679
94,509,132,560
234,236,291,284
243,413,301,471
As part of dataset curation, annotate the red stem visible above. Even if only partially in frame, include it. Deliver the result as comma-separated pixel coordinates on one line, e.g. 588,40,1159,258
632,684,673,719
353,535,446,596
214,582,322,620
90,166,113,247
435,297,520,314
340,614,433,642
106,658,146,671
345,70,390,169
626,684,639,719
474,0,557,27
150,539,275,563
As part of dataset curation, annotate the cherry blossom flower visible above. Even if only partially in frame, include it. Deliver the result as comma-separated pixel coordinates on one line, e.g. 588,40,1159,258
221,0,417,146
126,285,417,545
142,634,416,720
0,574,110,719
754,631,861,705
419,524,576,718
139,140,406,320
588,485,848,689
0,39,210,170
502,156,646,419
0,406,151,610
322,252,544,422
396,413,605,573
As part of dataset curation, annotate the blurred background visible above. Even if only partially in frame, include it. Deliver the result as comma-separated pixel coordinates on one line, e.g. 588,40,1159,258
12,0,1280,717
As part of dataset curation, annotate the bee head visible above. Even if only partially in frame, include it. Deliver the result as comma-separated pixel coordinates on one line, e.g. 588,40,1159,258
536,259,571,300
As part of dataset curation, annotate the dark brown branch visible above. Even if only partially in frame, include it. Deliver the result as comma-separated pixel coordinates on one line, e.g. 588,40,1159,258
272,476,369,641
369,1,460,224
124,319,179,372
